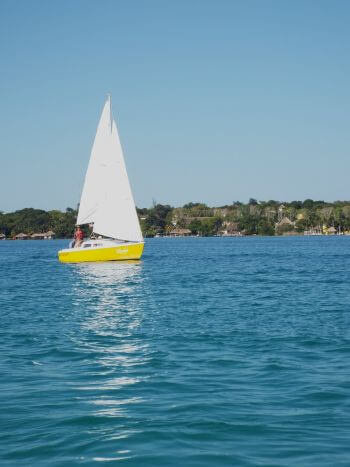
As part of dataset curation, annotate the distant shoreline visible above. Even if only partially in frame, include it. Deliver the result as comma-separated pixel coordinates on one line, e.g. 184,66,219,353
1,200,350,239
2,233,349,241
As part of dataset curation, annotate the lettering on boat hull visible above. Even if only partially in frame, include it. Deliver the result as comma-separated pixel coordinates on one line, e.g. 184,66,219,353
58,243,144,263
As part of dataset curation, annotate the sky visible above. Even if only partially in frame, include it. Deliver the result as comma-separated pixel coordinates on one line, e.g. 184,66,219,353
1,0,350,212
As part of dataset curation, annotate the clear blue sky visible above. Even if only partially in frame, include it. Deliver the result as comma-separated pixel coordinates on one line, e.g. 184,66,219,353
1,0,350,212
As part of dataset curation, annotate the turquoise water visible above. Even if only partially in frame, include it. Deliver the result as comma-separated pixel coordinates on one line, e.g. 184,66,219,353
1,237,350,466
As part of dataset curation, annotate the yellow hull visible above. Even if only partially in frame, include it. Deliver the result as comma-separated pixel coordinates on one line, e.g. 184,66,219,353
58,243,144,263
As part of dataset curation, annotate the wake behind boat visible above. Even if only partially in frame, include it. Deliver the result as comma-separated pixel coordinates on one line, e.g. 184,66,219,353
58,96,144,263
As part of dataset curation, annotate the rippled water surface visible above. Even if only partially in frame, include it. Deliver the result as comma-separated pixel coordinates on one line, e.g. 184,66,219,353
1,237,350,466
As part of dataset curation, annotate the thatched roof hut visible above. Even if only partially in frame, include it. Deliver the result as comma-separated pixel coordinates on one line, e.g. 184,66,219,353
169,228,191,237
45,231,55,239
219,222,241,236
277,216,294,227
14,233,29,240
31,231,55,239
31,233,46,239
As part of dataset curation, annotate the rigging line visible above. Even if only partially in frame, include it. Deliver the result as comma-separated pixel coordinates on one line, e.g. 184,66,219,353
78,206,99,225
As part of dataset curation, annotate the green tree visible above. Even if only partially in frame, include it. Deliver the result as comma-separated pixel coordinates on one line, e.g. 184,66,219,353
257,219,275,236
188,219,202,234
302,199,315,209
145,204,172,233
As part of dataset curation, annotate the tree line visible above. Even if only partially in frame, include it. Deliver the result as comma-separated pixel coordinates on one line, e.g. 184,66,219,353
0,208,78,238
2,199,350,239
139,199,350,237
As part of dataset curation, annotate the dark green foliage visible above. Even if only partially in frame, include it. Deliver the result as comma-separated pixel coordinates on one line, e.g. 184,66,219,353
188,219,202,234
50,208,78,238
238,214,259,235
249,198,258,205
136,207,148,216
302,199,316,209
266,200,279,206
0,209,51,236
257,219,275,236
290,201,303,209
194,217,222,236
182,202,202,209
0,208,77,238
144,204,172,235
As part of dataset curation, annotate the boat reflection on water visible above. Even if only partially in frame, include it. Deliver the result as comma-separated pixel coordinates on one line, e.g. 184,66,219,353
74,260,143,297
71,260,150,425
73,260,145,334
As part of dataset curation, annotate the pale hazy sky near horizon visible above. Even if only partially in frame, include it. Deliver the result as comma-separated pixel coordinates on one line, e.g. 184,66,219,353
1,0,350,212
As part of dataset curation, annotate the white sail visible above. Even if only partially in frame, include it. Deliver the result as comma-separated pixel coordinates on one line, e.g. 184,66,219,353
77,96,143,242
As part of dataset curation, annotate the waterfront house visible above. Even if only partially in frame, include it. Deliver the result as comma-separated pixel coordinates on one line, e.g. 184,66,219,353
276,216,294,227
304,226,322,235
31,231,55,239
14,233,29,240
275,216,295,234
45,230,55,239
219,222,242,236
169,228,191,237
326,226,337,235
0,233,6,240
31,233,46,239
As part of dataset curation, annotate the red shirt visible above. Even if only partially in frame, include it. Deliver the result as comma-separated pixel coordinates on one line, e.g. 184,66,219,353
74,230,84,241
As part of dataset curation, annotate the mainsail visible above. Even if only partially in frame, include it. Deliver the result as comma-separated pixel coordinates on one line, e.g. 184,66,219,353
76,96,143,242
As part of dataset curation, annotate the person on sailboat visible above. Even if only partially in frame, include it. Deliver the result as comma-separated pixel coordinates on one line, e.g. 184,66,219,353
74,226,84,248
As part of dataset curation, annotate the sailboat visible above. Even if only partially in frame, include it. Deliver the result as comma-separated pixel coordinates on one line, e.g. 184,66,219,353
58,95,144,263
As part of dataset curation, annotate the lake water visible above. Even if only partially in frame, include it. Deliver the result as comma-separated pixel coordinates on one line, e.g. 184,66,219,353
1,237,350,466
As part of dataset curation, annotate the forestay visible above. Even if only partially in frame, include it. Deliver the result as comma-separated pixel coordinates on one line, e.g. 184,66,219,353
76,96,143,242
